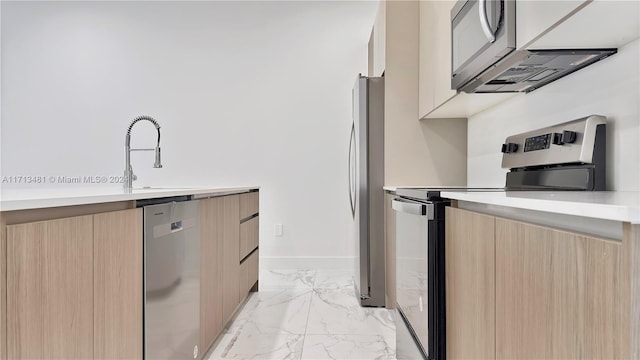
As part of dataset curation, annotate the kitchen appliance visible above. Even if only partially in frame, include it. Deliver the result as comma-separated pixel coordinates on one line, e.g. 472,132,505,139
451,0,616,93
394,115,606,359
393,186,504,360
501,115,606,190
393,191,447,360
349,74,386,307
143,197,201,359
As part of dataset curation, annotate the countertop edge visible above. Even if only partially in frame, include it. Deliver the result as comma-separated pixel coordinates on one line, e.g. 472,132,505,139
440,191,640,224
0,186,260,212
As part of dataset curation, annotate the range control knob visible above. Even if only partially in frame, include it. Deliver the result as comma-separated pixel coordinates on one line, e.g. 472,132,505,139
553,133,564,145
562,130,577,144
501,142,519,153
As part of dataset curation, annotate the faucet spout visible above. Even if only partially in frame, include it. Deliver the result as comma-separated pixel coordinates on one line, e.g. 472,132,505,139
124,115,162,191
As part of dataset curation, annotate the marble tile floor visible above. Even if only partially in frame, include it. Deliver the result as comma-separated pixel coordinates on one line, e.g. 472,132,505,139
205,269,396,360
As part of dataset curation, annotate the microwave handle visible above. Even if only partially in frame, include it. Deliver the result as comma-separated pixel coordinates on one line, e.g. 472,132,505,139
479,0,496,43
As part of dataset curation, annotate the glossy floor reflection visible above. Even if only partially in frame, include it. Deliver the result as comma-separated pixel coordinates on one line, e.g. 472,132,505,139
206,269,396,360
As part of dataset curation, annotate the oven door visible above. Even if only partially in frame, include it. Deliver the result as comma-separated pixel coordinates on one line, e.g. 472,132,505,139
451,0,515,90
393,197,433,359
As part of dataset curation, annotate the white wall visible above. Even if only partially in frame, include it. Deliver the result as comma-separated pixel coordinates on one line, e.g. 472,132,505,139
1,1,379,267
468,38,640,191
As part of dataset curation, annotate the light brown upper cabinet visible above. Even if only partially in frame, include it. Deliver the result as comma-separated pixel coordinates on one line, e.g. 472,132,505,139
419,0,456,119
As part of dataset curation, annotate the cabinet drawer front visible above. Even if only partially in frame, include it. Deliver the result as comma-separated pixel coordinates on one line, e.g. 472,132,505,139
239,192,259,220
239,250,259,299
239,216,259,261
249,249,259,291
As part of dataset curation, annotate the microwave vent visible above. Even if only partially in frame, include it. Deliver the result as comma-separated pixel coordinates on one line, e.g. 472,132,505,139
463,49,617,94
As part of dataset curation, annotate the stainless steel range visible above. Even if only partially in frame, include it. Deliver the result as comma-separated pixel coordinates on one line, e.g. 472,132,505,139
394,115,607,359
502,115,606,191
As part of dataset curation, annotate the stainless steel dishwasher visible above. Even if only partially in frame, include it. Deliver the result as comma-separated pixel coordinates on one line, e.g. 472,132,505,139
143,197,200,359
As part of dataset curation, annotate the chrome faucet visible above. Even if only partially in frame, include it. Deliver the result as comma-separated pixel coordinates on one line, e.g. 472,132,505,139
124,115,162,191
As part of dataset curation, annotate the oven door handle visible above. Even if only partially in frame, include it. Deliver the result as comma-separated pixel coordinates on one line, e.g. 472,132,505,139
392,198,434,219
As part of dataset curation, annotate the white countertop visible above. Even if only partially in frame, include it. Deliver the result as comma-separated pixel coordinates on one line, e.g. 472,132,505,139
0,186,259,211
384,186,640,224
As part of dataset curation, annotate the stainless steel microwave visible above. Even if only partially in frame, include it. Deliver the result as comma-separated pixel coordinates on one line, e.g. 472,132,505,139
451,0,616,93
451,0,516,91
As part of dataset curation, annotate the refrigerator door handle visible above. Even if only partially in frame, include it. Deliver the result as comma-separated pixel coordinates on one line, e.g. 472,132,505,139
348,123,356,218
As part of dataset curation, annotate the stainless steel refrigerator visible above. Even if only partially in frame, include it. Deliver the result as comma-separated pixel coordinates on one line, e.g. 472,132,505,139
349,74,385,307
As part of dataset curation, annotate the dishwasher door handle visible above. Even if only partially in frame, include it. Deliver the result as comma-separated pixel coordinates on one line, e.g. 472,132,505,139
392,198,434,219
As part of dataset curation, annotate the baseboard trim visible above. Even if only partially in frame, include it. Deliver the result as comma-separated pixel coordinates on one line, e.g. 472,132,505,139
259,256,357,270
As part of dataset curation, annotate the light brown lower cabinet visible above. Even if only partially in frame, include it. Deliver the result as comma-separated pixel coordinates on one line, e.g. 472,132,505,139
239,250,259,297
93,208,143,360
239,192,259,221
239,216,259,261
2,191,260,360
446,206,631,360
5,208,143,360
221,195,241,325
200,191,259,358
200,197,225,353
0,214,5,360
445,207,495,360
495,217,628,359
7,215,94,359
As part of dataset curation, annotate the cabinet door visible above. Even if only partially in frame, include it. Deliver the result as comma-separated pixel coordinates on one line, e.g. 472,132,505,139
94,208,143,360
1,214,6,360
418,0,436,117
432,0,457,108
419,0,456,118
445,207,495,359
496,218,628,359
200,197,225,352
7,216,94,359
221,195,240,324
372,1,386,77
516,0,588,48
